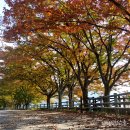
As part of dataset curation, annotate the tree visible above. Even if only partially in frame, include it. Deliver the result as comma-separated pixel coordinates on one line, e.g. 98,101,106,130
2,45,57,109
49,33,99,108
29,66,58,109
108,0,130,22
0,81,8,109
21,31,99,108
3,0,130,106
13,40,77,108
13,82,35,109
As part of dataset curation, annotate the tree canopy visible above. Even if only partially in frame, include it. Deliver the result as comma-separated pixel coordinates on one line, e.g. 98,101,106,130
1,0,130,108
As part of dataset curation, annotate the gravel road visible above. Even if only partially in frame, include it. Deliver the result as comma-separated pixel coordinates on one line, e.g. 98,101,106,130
0,110,130,130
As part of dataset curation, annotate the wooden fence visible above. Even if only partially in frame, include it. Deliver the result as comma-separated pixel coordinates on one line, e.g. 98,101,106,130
29,101,81,109
87,92,130,114
29,92,130,114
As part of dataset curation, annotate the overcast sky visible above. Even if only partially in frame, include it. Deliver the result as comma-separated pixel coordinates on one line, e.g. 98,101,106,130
0,0,14,47
0,0,6,16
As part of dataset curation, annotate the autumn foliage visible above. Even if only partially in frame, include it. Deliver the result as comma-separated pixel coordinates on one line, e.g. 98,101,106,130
0,0,130,108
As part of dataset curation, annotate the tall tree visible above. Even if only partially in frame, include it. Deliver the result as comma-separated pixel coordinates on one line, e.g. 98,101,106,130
16,39,77,108
3,46,57,109
3,0,130,105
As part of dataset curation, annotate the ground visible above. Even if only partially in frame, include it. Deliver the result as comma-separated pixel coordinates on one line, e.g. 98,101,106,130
0,110,130,130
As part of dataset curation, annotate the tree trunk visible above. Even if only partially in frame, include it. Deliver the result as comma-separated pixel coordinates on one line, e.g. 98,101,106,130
81,87,88,109
78,76,89,110
104,86,111,107
47,96,51,109
58,91,63,108
25,103,29,110
68,86,73,108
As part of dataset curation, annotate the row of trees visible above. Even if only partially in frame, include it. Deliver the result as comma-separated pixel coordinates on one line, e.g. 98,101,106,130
0,0,129,109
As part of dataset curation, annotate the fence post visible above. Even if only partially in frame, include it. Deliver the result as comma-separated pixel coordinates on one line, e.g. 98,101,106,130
94,98,97,110
123,97,126,108
100,96,103,108
88,98,91,111
118,95,121,107
114,93,118,107
92,97,95,110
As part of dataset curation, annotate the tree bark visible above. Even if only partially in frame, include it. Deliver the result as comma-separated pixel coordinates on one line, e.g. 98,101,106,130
25,103,29,110
103,86,111,107
47,96,51,109
68,85,73,108
81,87,88,109
58,91,63,108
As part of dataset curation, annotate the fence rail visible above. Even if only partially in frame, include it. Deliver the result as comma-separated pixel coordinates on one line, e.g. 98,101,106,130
88,92,130,108
29,101,81,109
29,92,130,114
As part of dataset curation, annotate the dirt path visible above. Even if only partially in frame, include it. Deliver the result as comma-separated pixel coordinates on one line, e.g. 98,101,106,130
0,110,130,130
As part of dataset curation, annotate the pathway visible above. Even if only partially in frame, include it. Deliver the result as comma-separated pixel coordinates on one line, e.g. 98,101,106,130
0,110,130,130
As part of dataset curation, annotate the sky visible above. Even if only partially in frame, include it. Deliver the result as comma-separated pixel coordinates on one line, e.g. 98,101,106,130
0,0,5,48
0,0,6,16
0,0,14,47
